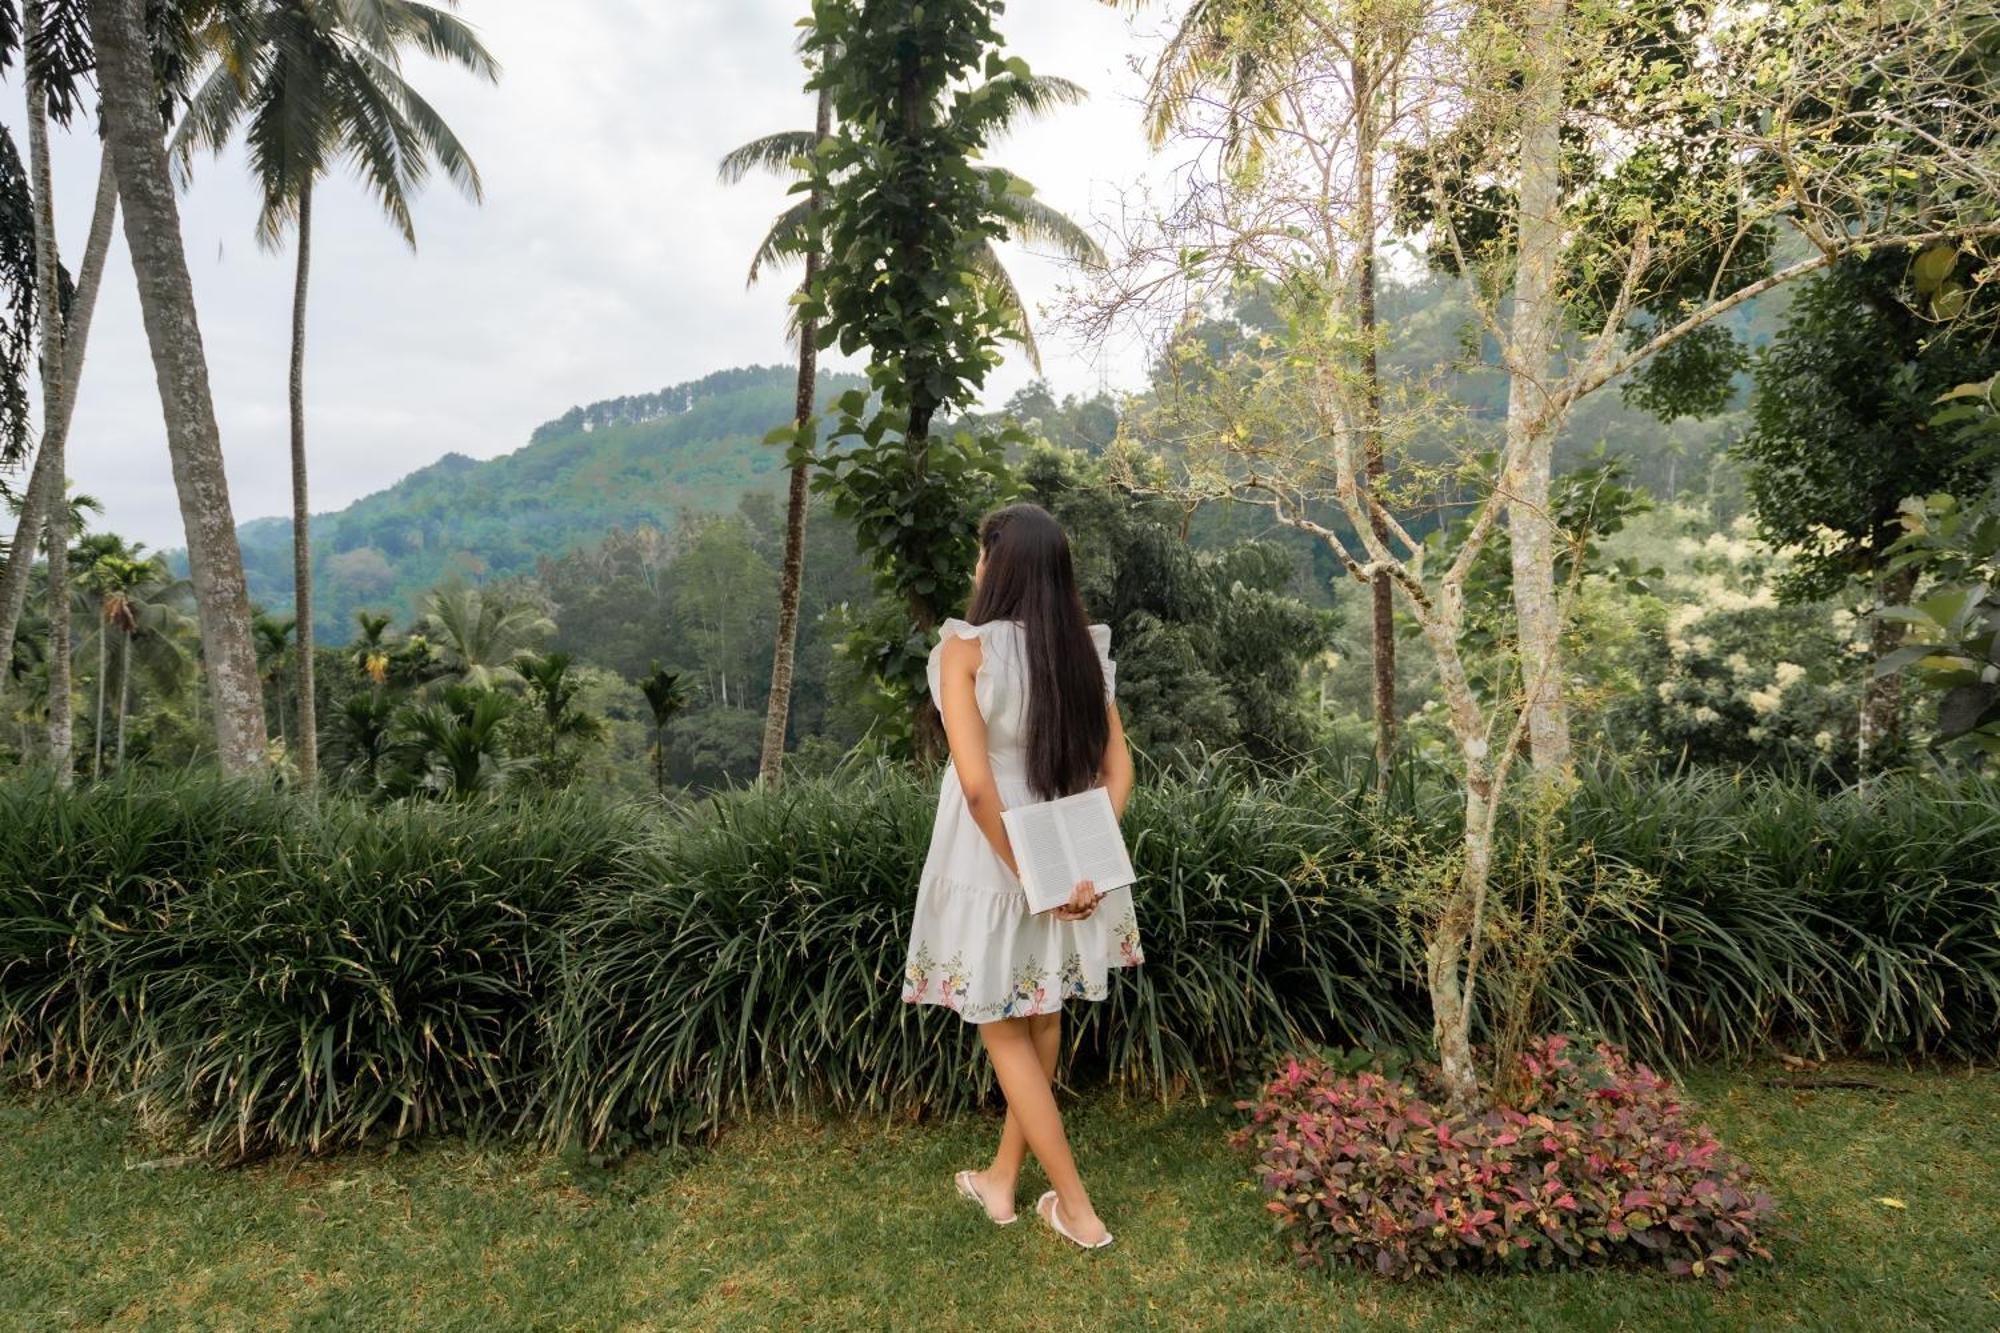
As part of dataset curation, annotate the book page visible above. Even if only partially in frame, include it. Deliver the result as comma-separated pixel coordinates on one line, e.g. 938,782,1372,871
1061,788,1136,890
1005,802,1078,913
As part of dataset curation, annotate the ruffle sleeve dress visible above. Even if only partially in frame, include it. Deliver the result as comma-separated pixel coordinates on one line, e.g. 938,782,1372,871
899,617,1144,1024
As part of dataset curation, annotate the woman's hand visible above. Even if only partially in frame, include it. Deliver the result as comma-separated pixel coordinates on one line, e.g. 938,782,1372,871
1052,878,1103,922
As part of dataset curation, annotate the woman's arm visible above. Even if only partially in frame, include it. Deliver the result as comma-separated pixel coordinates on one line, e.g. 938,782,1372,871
936,633,1020,878
1099,700,1134,819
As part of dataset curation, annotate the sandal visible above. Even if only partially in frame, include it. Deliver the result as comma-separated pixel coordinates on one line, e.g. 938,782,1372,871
955,1170,1017,1225
1037,1189,1113,1250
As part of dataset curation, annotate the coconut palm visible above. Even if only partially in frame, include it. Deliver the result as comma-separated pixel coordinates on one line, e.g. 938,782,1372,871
75,532,137,778
170,0,498,790
90,0,268,775
418,584,552,690
77,544,194,772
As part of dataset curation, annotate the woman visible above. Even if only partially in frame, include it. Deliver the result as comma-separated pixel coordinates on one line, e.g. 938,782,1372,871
900,502,1141,1251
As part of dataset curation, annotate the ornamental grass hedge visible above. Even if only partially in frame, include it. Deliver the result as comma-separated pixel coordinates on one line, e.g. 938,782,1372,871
0,760,1994,1158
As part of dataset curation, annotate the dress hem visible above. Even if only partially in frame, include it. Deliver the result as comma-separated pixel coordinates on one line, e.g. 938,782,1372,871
899,952,1145,1026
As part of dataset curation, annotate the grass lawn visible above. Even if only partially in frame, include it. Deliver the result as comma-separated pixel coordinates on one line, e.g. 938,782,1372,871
2,1061,1995,1331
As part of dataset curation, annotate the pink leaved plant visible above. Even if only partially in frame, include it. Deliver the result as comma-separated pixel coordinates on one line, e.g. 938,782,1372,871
1232,1036,1776,1283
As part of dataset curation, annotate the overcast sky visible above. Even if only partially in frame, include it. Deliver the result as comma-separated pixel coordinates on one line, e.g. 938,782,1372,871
2,0,1167,552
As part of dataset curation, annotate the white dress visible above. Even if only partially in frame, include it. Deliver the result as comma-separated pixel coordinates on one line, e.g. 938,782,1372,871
900,617,1145,1024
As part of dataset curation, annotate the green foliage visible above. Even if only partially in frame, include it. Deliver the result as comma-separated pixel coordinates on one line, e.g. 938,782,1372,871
797,0,1043,713
1736,255,2000,603
1019,441,1336,761
212,367,859,644
4,761,1997,1157
1878,376,2000,757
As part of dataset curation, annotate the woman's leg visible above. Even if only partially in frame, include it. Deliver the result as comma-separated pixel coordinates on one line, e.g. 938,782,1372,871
974,1011,1061,1210
976,1013,1107,1243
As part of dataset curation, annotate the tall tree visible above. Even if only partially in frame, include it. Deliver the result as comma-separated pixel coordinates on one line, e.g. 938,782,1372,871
800,0,1075,755
90,0,268,774
724,64,1099,781
1116,0,1423,788
0,147,115,709
172,0,497,790
1735,254,2000,769
723,79,831,788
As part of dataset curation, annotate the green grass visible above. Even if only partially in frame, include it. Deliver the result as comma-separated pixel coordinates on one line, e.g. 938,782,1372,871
3,1062,1994,1331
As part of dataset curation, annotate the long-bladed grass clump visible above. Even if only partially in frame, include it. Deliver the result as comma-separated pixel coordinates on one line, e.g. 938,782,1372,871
2,759,1996,1157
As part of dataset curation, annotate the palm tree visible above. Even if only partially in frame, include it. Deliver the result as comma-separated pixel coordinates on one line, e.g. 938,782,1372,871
350,609,394,693
514,649,603,785
419,584,552,690
637,660,692,798
721,67,1101,785
252,610,295,750
388,683,515,800
89,0,268,775
76,533,138,778
107,556,195,770
24,0,75,784
0,144,120,698
170,0,497,791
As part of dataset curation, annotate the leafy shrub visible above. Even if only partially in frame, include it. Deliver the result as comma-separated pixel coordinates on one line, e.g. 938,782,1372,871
1233,1037,1776,1283
4,758,1999,1158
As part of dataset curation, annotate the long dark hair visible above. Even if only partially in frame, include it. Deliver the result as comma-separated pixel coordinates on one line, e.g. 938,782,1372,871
965,503,1108,801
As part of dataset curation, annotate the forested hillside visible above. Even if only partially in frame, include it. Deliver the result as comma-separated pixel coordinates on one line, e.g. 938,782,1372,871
212,366,861,643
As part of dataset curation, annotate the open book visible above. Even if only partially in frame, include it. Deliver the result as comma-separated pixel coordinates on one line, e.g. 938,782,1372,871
1000,786,1137,915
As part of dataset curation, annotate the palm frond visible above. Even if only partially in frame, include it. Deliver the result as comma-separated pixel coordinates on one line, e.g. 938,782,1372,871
717,130,818,185
971,242,1042,372
747,198,814,287
367,48,483,203
982,172,1105,268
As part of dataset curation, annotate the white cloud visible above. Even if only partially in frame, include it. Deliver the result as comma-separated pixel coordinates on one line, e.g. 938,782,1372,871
2,0,1157,551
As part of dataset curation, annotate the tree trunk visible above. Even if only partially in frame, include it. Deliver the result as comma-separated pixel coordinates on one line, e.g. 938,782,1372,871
25,2,71,785
92,0,267,775
1430,767,1496,1110
1503,0,1574,778
1858,564,1917,773
758,86,832,789
0,149,117,690
115,629,132,767
290,179,318,789
92,611,107,778
1353,52,1396,792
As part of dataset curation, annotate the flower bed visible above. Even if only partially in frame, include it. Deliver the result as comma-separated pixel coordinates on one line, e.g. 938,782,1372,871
1233,1037,1777,1283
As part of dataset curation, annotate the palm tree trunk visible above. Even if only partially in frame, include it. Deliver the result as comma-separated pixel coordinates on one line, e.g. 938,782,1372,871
0,150,117,695
93,614,107,779
757,86,832,789
290,179,318,789
116,629,132,768
91,0,267,776
25,2,71,785
1353,51,1395,794
1503,0,1574,778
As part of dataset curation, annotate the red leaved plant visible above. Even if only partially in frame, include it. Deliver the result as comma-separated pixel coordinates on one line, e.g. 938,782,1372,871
1232,1036,1776,1283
